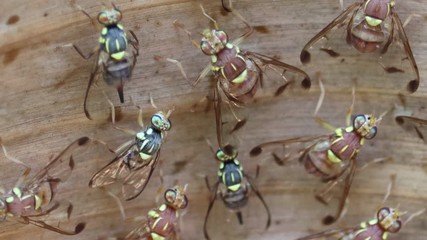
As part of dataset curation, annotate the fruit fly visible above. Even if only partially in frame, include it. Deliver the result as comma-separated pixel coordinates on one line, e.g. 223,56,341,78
0,137,90,235
297,206,424,240
250,78,387,225
89,102,173,201
123,185,188,240
204,144,271,240
72,2,139,119
168,5,310,132
300,0,419,93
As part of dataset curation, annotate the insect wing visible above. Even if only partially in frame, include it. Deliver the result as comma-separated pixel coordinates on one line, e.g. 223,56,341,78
300,2,362,64
244,51,311,91
124,221,150,240
25,137,91,194
122,150,161,201
89,143,136,188
296,227,356,240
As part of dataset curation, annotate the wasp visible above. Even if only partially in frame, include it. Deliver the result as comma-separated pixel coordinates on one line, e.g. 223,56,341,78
72,3,139,119
250,78,387,225
204,144,271,240
168,5,310,132
89,101,173,201
0,137,90,235
297,206,425,240
300,0,419,93
123,185,188,240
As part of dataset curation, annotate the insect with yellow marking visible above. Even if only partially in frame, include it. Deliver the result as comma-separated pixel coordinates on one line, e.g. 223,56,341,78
204,144,271,240
300,0,419,93
250,78,387,225
297,206,425,240
89,102,173,201
123,185,188,240
72,2,139,119
0,137,91,235
168,5,310,132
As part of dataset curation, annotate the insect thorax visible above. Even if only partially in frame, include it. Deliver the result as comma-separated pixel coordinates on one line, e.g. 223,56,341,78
136,127,163,160
99,25,128,59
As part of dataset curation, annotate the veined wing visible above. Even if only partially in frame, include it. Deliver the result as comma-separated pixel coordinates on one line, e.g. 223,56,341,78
26,137,92,193
244,50,311,91
250,135,330,166
122,150,161,201
124,221,150,240
89,142,136,188
296,227,356,240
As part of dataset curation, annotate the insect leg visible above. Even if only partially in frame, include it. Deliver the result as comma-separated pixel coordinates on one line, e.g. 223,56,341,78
314,73,336,131
199,4,219,29
345,79,356,126
230,8,253,46
204,181,220,240
245,174,271,229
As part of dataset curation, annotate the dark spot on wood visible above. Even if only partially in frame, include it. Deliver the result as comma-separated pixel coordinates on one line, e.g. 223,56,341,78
254,26,270,34
44,12,48,17
275,220,281,225
250,146,262,157
320,48,340,58
220,7,229,16
6,15,19,25
67,204,73,219
3,48,20,65
172,160,188,174
300,50,311,64
340,58,345,63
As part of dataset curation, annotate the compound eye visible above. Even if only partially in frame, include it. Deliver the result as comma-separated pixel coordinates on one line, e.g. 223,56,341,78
377,207,392,221
214,30,228,44
180,196,189,209
216,149,226,161
365,126,377,139
151,114,163,128
389,220,402,233
164,189,177,204
113,9,122,22
353,114,367,129
98,12,109,24
201,41,215,55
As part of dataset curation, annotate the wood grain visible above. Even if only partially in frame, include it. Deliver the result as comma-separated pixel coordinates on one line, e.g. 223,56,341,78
0,0,426,239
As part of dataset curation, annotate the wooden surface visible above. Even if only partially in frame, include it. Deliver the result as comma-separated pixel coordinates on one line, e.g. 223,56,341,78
0,0,427,239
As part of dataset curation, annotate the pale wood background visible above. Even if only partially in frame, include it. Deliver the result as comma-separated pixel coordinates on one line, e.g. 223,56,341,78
0,0,426,239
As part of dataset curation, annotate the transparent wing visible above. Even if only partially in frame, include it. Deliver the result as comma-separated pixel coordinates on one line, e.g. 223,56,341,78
243,51,311,92
250,135,330,165
89,142,136,188
124,220,150,240
296,227,355,240
25,137,92,193
122,150,161,201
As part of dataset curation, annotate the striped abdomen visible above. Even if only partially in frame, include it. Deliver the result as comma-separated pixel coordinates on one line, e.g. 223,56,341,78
5,183,53,217
103,58,132,86
147,204,178,238
213,45,259,103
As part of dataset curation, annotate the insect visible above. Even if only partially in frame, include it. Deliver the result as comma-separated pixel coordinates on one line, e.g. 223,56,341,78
123,185,188,240
0,137,90,235
297,207,422,240
89,102,173,201
72,3,139,119
204,144,271,240
250,78,386,225
300,0,419,93
168,5,310,132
